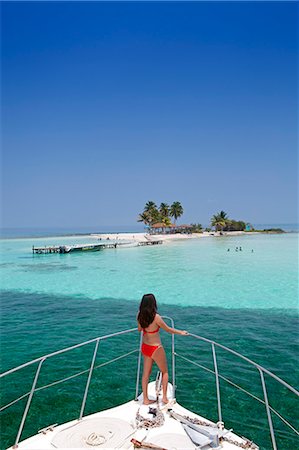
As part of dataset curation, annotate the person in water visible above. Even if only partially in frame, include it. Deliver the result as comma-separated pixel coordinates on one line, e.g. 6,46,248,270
137,293,188,405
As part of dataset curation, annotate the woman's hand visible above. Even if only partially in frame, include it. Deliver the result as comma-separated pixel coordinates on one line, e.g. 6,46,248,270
179,330,189,335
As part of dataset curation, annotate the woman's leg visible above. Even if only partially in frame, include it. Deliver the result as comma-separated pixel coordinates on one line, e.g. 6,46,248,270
152,347,169,403
142,356,154,404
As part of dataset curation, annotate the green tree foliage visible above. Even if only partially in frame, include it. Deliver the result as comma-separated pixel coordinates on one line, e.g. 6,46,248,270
161,216,172,226
223,220,246,231
137,212,151,226
190,223,203,233
170,202,184,223
138,201,183,226
210,211,247,232
210,213,227,232
159,203,170,219
144,201,158,212
138,201,160,225
218,210,228,220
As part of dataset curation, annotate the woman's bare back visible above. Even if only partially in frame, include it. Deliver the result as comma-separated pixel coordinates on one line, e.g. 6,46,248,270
139,314,161,346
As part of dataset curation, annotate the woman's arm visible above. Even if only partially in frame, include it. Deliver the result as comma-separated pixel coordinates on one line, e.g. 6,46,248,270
156,314,188,335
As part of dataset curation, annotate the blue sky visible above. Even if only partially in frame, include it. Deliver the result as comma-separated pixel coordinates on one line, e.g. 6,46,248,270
2,1,298,229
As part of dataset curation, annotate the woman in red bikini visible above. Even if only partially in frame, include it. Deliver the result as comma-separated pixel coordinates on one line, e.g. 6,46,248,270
137,293,188,405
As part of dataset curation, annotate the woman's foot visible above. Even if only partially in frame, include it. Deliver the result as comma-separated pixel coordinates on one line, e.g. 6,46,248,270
162,397,169,404
143,399,156,405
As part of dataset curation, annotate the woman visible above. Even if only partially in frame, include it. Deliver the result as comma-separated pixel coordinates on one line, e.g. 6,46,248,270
137,293,188,405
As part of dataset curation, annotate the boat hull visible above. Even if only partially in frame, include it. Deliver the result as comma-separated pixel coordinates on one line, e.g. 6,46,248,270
8,382,258,450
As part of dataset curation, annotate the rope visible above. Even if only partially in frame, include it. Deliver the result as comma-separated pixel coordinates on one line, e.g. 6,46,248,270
85,432,107,446
135,407,165,429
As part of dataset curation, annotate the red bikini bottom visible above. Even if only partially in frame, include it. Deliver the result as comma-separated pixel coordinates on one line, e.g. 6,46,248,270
141,343,162,358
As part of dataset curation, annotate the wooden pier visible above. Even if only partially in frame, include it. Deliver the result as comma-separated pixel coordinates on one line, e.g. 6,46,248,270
33,246,61,254
138,240,163,246
32,240,163,254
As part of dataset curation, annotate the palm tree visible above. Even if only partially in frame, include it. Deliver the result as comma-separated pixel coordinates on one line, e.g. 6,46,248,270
210,211,228,232
138,201,160,226
190,223,203,232
161,216,171,227
211,215,226,232
145,201,160,223
144,201,158,213
170,202,183,224
218,210,228,221
137,212,151,226
159,203,170,219
150,208,161,224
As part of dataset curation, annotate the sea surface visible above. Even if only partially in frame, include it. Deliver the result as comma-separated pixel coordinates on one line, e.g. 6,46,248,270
0,232,298,449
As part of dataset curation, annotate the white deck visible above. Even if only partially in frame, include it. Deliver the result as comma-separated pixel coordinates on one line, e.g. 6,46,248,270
10,382,257,449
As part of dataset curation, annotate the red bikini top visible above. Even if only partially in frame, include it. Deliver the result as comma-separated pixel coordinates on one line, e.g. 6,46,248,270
143,326,160,335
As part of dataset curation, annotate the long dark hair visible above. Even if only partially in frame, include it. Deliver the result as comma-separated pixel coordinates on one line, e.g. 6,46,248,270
137,293,157,328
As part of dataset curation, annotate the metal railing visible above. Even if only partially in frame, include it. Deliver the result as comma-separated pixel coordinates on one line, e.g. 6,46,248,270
175,333,299,450
1,317,298,450
1,328,139,448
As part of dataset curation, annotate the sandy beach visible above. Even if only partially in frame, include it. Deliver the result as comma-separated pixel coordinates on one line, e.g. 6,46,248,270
90,231,246,243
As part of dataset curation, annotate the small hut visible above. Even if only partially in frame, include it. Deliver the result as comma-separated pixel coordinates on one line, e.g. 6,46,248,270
150,223,176,234
176,224,193,234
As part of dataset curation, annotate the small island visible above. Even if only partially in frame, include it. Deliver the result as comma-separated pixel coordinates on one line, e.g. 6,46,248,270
137,202,285,235
93,204,285,244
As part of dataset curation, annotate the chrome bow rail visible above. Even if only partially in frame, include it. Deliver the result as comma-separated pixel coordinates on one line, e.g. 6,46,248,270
1,317,298,450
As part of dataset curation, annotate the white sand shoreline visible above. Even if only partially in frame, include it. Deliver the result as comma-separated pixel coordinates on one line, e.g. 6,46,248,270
90,231,247,243
1,230,250,243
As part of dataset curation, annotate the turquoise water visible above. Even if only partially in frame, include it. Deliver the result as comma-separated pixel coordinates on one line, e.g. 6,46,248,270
1,233,298,309
0,233,298,449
